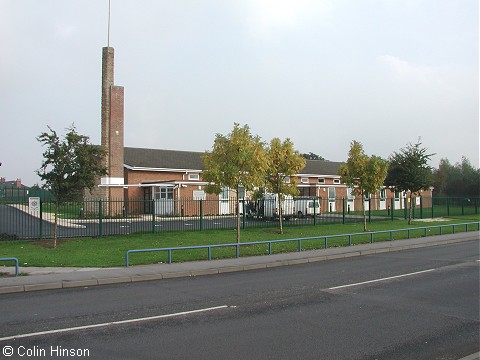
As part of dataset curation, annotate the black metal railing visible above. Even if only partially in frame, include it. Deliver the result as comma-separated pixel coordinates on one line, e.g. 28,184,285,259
0,196,478,240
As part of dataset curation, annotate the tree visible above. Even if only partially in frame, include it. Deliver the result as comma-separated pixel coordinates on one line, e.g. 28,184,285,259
385,140,434,224
202,123,267,243
339,141,389,231
433,157,480,197
301,152,325,160
36,125,107,247
432,158,450,195
265,138,306,234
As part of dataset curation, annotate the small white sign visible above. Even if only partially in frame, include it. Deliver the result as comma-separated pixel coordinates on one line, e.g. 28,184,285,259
29,197,40,212
193,190,206,200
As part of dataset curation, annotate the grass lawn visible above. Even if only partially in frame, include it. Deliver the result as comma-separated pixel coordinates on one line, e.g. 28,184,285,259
0,215,478,268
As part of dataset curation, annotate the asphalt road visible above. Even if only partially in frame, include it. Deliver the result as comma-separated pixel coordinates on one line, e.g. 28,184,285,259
0,241,478,359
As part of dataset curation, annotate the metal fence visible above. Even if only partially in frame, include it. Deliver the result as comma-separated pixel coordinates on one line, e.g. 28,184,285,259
0,196,478,240
125,221,480,266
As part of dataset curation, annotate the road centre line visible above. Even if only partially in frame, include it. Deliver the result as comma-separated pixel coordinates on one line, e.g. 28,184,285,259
0,305,229,342
328,269,436,290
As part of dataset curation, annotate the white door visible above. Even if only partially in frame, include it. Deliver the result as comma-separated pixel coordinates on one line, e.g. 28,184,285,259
154,187,174,215
394,191,402,210
379,189,387,210
328,187,336,212
364,192,370,211
219,187,230,215
346,188,354,213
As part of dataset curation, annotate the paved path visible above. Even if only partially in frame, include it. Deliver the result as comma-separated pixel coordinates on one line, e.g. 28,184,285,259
0,232,478,294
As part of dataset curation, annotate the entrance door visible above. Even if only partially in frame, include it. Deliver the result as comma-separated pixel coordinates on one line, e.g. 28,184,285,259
379,189,387,210
394,191,402,210
364,192,370,211
154,187,174,215
346,188,354,213
328,187,336,212
219,187,230,215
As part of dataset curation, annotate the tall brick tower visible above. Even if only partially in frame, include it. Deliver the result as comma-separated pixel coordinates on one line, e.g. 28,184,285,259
100,46,125,202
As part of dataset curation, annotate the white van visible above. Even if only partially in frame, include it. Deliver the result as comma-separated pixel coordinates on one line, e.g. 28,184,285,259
262,193,295,220
294,197,321,217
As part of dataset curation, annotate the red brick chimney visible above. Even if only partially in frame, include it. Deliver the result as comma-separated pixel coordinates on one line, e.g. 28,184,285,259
15,179,22,187
0,177,5,183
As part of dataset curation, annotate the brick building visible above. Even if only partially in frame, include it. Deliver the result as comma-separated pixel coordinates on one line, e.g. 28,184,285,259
94,46,432,216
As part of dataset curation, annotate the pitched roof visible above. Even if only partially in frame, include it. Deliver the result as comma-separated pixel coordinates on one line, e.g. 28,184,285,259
301,160,343,176
124,147,205,170
124,147,344,176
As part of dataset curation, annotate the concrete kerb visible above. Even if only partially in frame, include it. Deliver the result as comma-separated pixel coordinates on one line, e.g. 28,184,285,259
0,234,478,295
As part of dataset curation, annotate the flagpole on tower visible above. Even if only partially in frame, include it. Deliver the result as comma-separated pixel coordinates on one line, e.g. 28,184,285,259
107,0,111,47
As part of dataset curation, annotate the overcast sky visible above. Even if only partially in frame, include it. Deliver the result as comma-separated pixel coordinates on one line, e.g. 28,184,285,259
1,0,478,186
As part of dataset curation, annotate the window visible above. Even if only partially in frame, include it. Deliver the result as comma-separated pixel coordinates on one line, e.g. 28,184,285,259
347,188,354,200
188,173,200,181
283,177,291,184
318,178,325,184
154,187,173,200
238,186,245,200
220,187,229,200
364,191,370,200
333,179,341,184
301,177,309,184
380,189,387,200
328,187,336,200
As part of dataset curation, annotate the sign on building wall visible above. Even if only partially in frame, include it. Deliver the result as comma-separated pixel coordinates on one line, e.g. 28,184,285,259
193,190,206,200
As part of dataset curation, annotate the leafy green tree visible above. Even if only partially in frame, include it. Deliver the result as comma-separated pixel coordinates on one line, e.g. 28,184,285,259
433,157,480,197
36,125,107,246
339,140,389,231
432,158,450,195
301,152,325,160
265,138,306,234
202,123,267,243
385,140,434,224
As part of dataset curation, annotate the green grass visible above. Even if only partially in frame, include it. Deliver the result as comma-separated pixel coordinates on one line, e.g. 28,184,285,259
0,215,478,268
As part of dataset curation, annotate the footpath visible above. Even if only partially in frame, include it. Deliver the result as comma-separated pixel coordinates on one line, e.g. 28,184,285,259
0,232,478,295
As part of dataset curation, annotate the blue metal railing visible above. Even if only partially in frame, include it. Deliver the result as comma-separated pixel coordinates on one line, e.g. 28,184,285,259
0,257,19,276
125,222,479,267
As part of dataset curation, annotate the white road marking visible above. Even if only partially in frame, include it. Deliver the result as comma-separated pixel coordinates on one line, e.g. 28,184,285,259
0,305,230,342
328,269,436,290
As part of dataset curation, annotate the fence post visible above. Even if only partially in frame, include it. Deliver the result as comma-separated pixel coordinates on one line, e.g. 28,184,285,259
342,198,346,224
431,197,434,218
404,198,408,220
199,199,203,231
447,198,450,216
420,196,423,219
313,198,317,226
39,200,43,240
98,199,103,237
242,199,246,229
462,198,465,216
151,199,155,233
